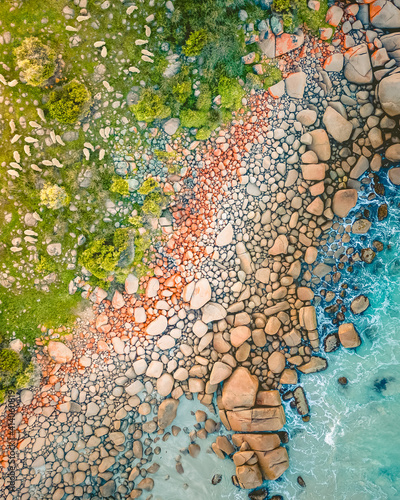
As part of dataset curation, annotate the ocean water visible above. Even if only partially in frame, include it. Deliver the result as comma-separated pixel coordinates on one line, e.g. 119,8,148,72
149,167,400,500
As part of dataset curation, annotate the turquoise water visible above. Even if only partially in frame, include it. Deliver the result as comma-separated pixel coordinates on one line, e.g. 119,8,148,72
150,168,400,500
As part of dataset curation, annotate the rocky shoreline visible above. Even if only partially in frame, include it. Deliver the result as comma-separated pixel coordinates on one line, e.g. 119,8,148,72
1,1,400,499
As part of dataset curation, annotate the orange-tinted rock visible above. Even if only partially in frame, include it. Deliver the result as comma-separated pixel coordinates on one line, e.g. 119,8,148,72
221,367,259,410
232,433,281,451
256,390,282,407
255,447,289,480
338,323,361,348
48,341,73,364
226,406,286,432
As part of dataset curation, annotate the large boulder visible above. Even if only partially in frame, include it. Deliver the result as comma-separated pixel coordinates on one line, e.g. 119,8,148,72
351,295,370,314
378,73,400,116
190,278,211,309
226,407,286,432
338,323,361,348
209,362,233,385
285,71,307,99
275,30,304,57
332,189,358,218
389,167,400,185
215,223,234,246
221,367,259,410
268,351,286,374
386,144,400,162
236,464,263,489
323,106,353,143
48,341,73,364
232,433,281,451
344,44,373,84
308,129,331,161
158,398,179,429
256,447,289,480
201,302,227,323
370,0,400,28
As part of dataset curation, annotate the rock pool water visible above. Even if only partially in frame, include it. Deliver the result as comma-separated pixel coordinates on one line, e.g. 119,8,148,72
148,168,400,500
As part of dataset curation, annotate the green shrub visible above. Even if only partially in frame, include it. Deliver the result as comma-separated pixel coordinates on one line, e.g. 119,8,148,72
15,363,34,389
138,178,159,195
246,73,263,89
196,127,212,140
180,109,208,128
48,80,91,124
172,79,192,104
14,37,56,86
130,89,171,123
110,176,130,196
293,0,329,34
218,76,244,110
273,0,291,12
113,227,131,250
40,183,70,209
0,349,22,376
196,83,212,110
283,13,295,32
128,215,143,228
80,239,121,279
79,227,132,280
208,108,222,130
263,64,283,88
133,231,152,265
142,191,165,218
183,29,208,56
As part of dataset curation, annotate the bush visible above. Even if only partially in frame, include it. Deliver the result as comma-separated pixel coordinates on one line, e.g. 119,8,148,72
138,178,159,195
48,80,91,124
183,29,208,56
293,0,329,34
218,76,244,110
14,37,56,86
196,83,212,110
130,89,171,123
110,176,129,196
196,127,212,140
0,349,22,376
263,64,283,88
80,239,121,279
180,109,208,128
80,230,130,280
172,79,192,104
40,183,70,209
246,73,263,89
273,0,291,12
142,191,165,218
283,13,295,32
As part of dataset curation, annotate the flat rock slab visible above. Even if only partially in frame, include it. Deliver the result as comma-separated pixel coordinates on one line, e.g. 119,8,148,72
226,406,286,432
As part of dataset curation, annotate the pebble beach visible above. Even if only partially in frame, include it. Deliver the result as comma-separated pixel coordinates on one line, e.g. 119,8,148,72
1,0,400,499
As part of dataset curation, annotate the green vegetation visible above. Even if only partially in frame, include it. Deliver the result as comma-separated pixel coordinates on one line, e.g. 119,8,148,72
218,76,245,110
48,80,91,124
180,109,209,129
0,349,23,376
183,29,209,56
138,178,159,195
130,89,171,122
263,63,283,88
110,176,130,197
79,228,132,281
14,36,56,87
39,183,70,209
